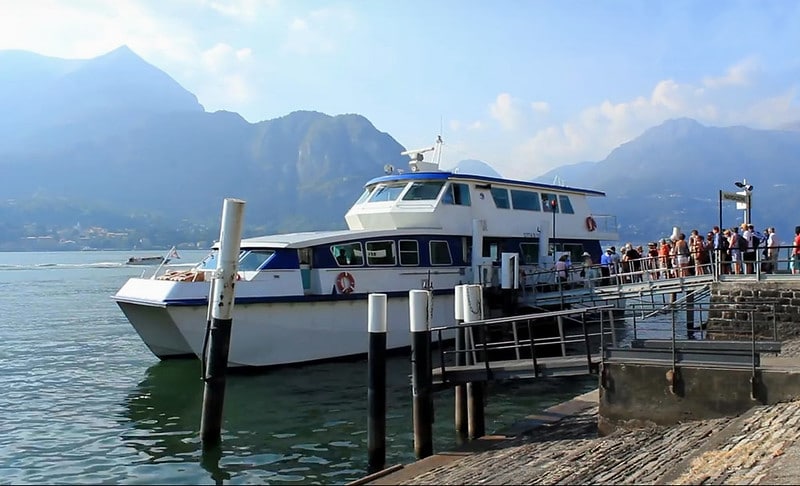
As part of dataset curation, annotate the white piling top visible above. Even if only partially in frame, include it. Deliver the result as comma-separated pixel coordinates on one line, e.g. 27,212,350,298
409,289,431,332
454,284,465,321
212,198,245,320
368,293,388,333
462,284,483,323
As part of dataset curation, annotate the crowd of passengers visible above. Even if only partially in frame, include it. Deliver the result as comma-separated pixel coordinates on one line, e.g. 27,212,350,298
571,223,792,287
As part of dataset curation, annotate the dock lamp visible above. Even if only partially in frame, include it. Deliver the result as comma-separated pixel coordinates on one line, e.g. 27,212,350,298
734,180,754,225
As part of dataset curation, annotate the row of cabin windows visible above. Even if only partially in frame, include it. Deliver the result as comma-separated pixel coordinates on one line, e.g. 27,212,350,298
359,180,574,213
491,188,574,214
485,241,587,266
332,240,453,267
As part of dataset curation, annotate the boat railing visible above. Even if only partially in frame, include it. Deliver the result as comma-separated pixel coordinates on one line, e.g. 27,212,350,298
590,214,617,234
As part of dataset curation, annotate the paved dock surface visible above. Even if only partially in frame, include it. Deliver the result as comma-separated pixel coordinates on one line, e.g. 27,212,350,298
360,340,800,485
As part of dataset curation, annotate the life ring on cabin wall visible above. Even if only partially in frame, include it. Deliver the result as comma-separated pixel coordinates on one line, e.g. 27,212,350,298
336,272,356,294
585,216,597,232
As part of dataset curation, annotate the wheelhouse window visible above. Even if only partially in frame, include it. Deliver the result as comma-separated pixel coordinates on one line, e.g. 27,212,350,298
402,181,445,201
430,240,452,265
197,251,219,270
368,182,407,202
441,182,471,206
239,250,275,271
366,241,396,266
490,187,510,209
353,187,373,205
332,243,363,266
541,193,559,212
510,190,541,211
558,194,574,214
519,242,539,264
399,240,419,266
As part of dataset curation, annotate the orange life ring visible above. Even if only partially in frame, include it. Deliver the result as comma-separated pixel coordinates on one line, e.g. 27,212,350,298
586,216,597,232
335,271,355,294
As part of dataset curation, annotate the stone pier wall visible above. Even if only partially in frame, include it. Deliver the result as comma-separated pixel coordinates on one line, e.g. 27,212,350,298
706,280,800,339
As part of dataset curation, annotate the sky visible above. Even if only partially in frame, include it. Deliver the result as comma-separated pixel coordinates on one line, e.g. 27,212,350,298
1,0,799,180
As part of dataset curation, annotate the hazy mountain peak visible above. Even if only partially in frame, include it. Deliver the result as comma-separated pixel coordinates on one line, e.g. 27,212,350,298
641,117,705,140
449,159,503,178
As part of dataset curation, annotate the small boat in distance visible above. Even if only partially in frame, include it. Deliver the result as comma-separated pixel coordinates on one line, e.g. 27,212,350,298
125,247,180,266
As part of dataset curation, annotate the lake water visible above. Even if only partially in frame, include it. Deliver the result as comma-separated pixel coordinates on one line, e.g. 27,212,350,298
0,250,597,485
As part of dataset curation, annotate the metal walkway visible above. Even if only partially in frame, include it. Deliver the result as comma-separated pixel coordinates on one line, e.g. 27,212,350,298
427,298,783,390
519,273,716,307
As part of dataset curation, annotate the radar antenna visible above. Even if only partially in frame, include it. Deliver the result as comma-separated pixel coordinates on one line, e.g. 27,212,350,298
401,136,444,172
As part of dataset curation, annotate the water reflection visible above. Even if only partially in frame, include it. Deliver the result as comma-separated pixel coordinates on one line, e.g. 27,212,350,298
120,353,598,484
119,357,415,484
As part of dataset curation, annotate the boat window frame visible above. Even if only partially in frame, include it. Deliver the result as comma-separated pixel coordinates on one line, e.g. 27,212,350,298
510,189,542,211
354,187,373,205
398,239,420,266
331,243,364,267
430,240,453,266
366,240,397,266
441,182,472,206
401,180,446,201
541,193,559,213
367,182,407,203
558,194,575,214
490,187,511,209
238,250,275,271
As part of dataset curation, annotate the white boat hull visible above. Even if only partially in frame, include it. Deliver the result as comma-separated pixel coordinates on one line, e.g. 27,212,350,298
177,295,454,367
116,300,194,358
116,282,456,368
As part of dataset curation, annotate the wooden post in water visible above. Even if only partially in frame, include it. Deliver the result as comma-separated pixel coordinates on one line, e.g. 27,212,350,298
464,284,485,440
200,198,245,447
367,293,387,474
686,292,695,338
453,284,467,436
410,289,433,459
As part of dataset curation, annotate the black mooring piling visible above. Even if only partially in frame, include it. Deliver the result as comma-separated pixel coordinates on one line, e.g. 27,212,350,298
453,284,468,435
463,284,485,439
367,293,388,474
410,289,433,459
199,198,245,447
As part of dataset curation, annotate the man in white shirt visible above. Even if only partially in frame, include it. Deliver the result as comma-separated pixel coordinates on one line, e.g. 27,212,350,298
766,227,779,274
741,223,754,274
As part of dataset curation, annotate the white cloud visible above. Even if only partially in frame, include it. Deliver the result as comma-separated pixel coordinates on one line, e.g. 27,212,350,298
490,58,793,179
489,93,524,130
201,43,252,73
531,101,550,114
703,57,759,88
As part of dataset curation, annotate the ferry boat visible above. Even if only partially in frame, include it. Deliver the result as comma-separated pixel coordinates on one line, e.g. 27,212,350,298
112,138,618,368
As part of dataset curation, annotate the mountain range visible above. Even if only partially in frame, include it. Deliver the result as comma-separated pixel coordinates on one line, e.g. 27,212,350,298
2,45,799,249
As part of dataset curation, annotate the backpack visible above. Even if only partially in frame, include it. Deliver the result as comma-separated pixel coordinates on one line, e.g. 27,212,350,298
736,234,748,252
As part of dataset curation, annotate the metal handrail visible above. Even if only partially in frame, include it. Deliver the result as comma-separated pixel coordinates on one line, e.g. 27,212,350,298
433,304,614,380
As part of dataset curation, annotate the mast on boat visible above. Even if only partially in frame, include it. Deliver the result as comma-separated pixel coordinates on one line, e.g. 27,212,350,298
401,135,444,172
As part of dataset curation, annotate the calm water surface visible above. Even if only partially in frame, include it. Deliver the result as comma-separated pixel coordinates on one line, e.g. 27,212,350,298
0,251,596,484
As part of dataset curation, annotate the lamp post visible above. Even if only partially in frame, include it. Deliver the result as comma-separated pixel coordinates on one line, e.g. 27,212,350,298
734,179,754,225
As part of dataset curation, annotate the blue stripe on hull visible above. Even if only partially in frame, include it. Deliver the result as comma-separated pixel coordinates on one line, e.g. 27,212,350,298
119,287,456,307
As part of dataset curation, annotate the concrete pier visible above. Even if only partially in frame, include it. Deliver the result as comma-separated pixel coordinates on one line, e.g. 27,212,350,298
356,339,800,485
